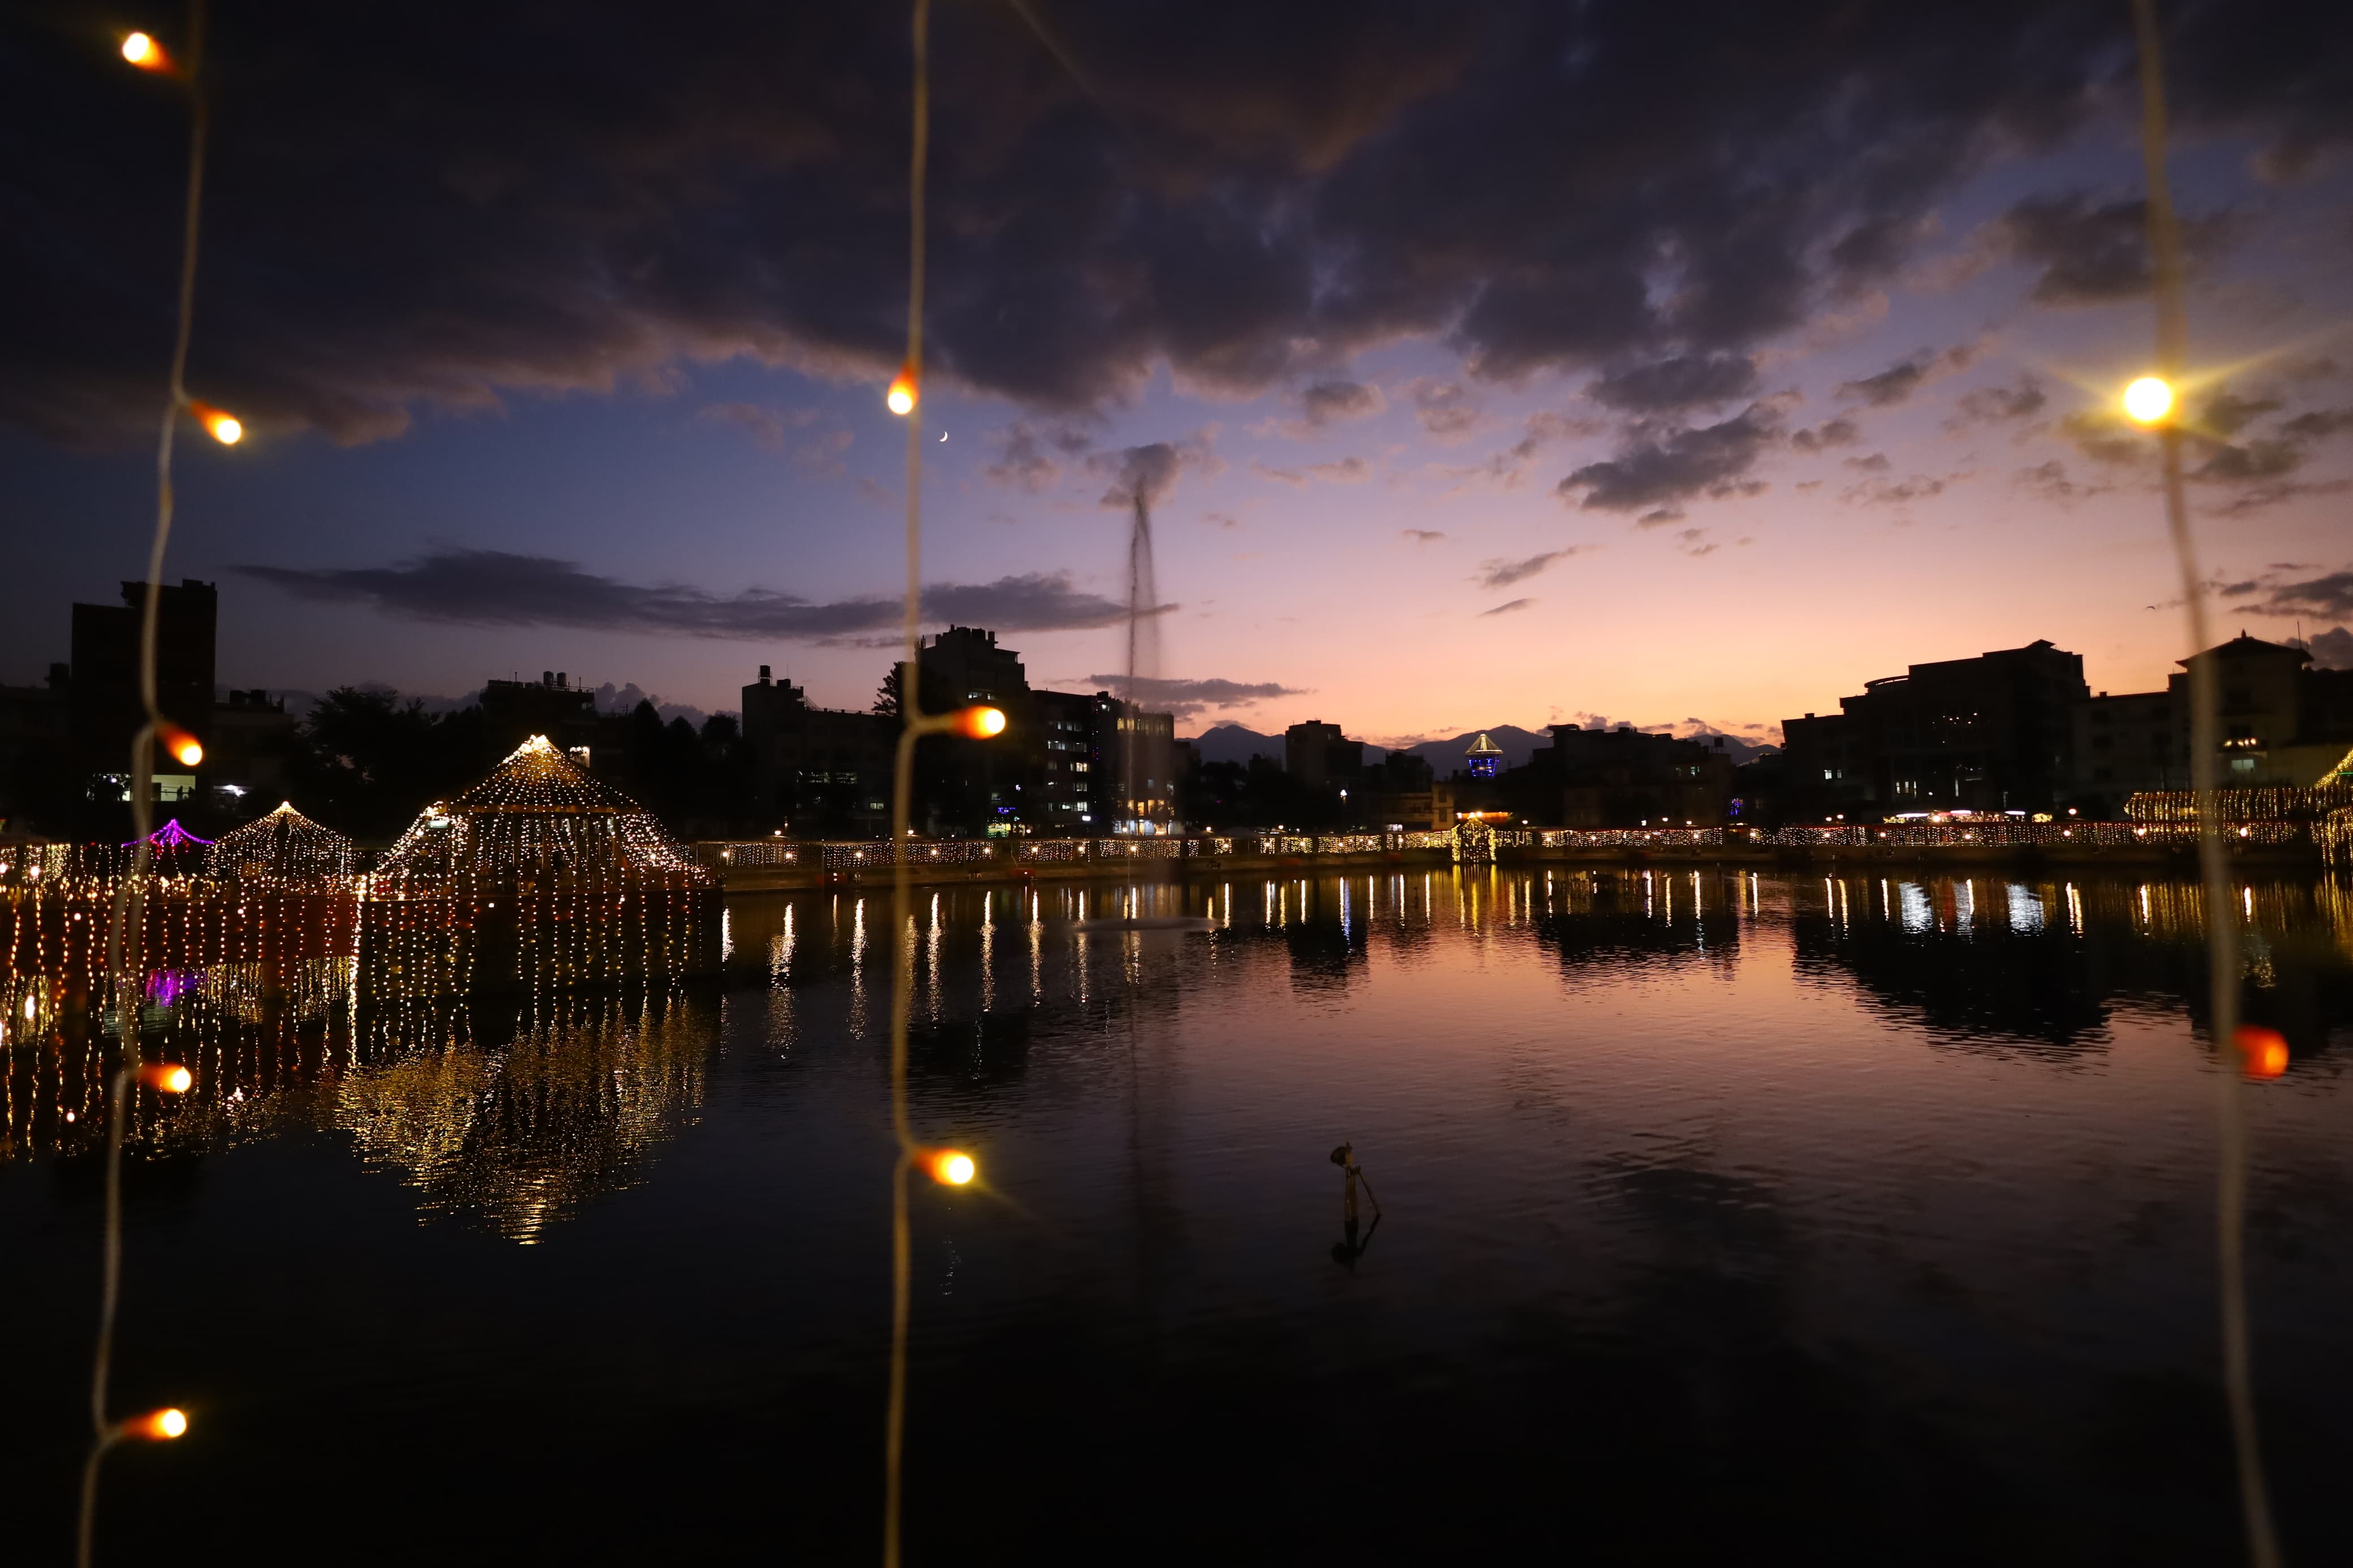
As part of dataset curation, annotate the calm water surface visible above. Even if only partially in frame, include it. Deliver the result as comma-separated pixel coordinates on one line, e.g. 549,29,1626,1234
6,870,2353,1563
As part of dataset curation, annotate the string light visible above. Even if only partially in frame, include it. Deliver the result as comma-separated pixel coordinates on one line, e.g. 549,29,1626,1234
2122,374,2174,425
923,1148,976,1186
187,400,242,444
953,705,1007,739
119,1409,188,1441
885,364,918,416
135,1062,193,1093
120,32,169,70
156,720,204,766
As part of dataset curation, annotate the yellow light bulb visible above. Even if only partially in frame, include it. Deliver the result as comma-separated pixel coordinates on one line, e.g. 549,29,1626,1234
2123,375,2173,425
926,1149,975,1186
137,1062,193,1094
886,365,918,416
955,705,1007,740
126,1407,188,1440
122,32,155,64
189,400,243,444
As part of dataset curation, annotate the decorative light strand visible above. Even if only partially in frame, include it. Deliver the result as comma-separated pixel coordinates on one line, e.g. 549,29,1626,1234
2130,5,2280,1561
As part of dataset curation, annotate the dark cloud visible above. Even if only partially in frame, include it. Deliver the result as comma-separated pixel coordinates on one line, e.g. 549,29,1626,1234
2247,569,2353,620
1480,597,1535,616
986,420,1096,491
698,401,820,447
238,548,1141,641
1789,417,1860,451
2199,388,2282,437
2015,459,2101,503
1843,452,1890,472
1475,548,1578,589
1078,673,1304,718
1996,192,2238,305
1297,379,1385,426
1408,381,1478,437
1587,352,1758,412
1837,344,1975,408
2282,408,2353,440
1843,474,1947,506
2194,440,2303,482
1400,528,1446,543
1091,433,1217,508
2303,627,2353,670
1557,404,1779,513
11,1,2350,444
1947,377,2048,429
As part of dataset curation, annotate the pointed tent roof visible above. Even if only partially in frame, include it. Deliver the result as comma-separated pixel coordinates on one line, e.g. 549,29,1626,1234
1466,732,1506,757
376,736,701,880
204,801,357,880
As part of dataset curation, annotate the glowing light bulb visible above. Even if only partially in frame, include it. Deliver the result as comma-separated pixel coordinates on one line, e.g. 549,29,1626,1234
926,1149,976,1186
122,32,158,66
137,1062,193,1094
2235,1025,2288,1080
188,400,243,444
2122,375,2173,425
157,722,204,767
955,705,1007,740
886,365,918,416
125,1407,188,1441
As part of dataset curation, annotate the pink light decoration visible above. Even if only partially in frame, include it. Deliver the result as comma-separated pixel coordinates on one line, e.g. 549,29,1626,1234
123,819,215,850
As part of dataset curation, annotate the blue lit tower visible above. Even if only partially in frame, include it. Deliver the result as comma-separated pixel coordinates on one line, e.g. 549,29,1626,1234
1466,732,1503,779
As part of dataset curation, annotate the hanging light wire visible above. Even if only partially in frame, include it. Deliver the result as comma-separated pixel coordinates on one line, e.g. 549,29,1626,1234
2130,3,2281,1563
884,3,931,1565
84,3,212,1564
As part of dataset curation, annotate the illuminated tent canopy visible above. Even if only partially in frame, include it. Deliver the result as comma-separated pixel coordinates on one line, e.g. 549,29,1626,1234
204,801,357,881
376,735,702,884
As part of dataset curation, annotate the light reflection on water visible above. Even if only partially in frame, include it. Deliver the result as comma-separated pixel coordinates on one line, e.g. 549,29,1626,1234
5,870,2353,1562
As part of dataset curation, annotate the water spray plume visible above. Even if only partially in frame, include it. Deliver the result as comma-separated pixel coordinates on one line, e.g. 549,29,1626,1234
188,400,241,444
886,365,918,416
157,722,203,767
122,1409,187,1441
2123,375,2174,425
2235,1026,2288,1081
136,1063,193,1094
925,1149,976,1186
955,706,1007,740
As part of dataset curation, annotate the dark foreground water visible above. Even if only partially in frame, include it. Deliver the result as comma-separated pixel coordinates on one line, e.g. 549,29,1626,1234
6,870,2353,1564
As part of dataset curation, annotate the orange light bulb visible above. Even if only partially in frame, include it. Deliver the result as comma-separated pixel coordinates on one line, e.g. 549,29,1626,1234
137,1062,193,1094
157,722,204,767
925,1148,976,1186
2235,1025,2288,1080
188,400,243,444
954,706,1007,740
122,32,167,69
124,1407,188,1441
885,365,918,416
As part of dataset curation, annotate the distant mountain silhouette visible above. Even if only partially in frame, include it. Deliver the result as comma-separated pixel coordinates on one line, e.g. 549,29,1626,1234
1187,723,1287,766
1399,725,1551,771
1185,719,1779,772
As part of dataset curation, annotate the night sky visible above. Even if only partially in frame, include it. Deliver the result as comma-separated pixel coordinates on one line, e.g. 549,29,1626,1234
5,1,2351,742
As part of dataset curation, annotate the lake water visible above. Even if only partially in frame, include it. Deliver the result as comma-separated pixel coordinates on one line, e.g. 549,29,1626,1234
6,869,2353,1563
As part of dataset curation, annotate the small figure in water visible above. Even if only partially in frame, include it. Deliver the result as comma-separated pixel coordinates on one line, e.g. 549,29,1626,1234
1329,1141,1382,1265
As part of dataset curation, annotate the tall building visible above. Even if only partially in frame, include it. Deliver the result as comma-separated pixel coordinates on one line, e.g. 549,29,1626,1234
1285,720,1365,789
1031,688,1111,829
1536,725,1733,827
70,578,217,773
481,672,598,759
1782,639,2087,816
739,666,893,835
2071,633,2353,809
916,627,1032,835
